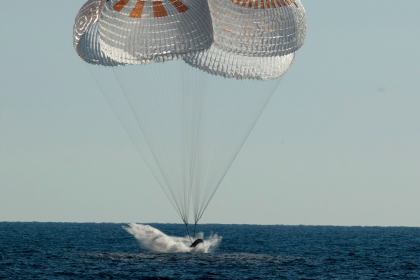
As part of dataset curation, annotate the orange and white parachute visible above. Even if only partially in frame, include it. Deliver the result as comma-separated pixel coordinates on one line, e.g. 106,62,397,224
98,0,213,64
207,0,306,57
73,0,306,229
73,0,306,77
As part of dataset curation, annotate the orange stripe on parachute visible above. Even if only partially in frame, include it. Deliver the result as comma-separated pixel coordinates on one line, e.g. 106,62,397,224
113,0,129,12
231,0,293,8
129,1,145,18
271,0,277,8
153,1,168,18
168,0,189,13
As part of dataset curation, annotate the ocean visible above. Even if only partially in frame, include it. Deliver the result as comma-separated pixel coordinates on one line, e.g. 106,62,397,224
1,222,419,279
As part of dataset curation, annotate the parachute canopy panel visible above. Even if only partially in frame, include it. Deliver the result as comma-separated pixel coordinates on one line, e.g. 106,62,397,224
208,0,306,57
77,22,122,66
97,0,214,64
73,0,104,50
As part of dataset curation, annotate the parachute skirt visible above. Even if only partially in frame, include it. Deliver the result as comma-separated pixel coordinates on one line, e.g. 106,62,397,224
78,23,123,66
184,44,295,80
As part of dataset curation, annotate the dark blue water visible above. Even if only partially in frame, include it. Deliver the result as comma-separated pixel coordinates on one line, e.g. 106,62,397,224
1,223,419,279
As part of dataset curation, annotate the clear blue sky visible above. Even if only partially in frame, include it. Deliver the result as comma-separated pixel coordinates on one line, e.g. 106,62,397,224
0,1,419,226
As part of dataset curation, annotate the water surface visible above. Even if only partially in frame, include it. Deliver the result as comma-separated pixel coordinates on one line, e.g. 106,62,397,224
1,223,419,279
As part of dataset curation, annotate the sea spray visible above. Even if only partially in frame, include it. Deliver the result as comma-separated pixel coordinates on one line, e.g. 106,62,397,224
123,223,222,253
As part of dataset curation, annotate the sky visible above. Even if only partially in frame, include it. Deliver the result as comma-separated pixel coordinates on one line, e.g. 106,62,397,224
0,1,419,226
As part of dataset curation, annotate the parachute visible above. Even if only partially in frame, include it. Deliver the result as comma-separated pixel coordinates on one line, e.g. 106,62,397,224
73,0,306,239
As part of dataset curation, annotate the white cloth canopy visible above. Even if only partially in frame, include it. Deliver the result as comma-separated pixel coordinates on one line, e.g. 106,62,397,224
97,0,214,64
184,44,295,80
73,0,104,51
77,22,123,66
208,0,306,57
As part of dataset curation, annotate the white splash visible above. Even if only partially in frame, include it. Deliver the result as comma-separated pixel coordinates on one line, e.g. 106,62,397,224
123,223,222,253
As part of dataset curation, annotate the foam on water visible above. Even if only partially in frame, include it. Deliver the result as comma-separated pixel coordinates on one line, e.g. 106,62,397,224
123,223,222,253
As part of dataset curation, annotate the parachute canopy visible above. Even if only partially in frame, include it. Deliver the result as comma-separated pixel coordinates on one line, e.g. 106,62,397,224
98,0,213,64
73,0,306,226
208,0,306,57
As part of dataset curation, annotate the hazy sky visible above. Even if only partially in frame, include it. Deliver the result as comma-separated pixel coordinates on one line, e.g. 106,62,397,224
0,1,419,226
